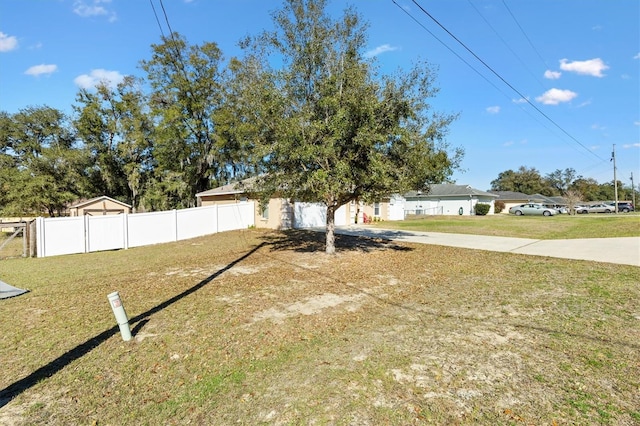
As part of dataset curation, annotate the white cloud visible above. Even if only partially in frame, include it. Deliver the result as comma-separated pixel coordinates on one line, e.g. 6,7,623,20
559,58,609,77
25,64,58,76
634,53,640,60
535,88,578,105
486,106,500,114
364,44,398,58
503,140,514,147
0,32,18,52
622,143,640,148
74,69,124,89
73,0,117,22
512,97,528,104
544,70,561,80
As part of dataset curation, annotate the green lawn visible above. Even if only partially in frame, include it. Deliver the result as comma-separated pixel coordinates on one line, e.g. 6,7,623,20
373,213,640,239
0,225,638,425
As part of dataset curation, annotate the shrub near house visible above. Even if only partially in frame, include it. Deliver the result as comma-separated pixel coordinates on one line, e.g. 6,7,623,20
475,203,490,215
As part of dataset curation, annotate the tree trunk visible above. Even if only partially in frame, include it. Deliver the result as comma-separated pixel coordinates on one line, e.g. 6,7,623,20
325,205,336,255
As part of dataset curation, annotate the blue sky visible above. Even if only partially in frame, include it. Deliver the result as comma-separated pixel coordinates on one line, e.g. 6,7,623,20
1,0,638,191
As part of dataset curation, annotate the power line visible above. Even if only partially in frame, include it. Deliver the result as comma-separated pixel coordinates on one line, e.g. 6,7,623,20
390,0,584,160
500,0,552,73
149,0,166,39
159,0,177,41
394,0,606,163
466,0,547,91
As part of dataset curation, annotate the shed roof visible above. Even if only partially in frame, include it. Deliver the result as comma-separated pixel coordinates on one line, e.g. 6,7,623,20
405,184,498,199
69,195,131,209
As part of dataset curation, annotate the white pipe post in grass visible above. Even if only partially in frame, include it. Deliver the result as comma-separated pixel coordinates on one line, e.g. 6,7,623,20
107,291,132,341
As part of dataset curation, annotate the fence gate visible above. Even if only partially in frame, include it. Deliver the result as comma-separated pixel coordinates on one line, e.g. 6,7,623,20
0,221,35,259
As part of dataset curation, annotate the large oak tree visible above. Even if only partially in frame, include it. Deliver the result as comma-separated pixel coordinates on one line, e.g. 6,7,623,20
235,0,463,253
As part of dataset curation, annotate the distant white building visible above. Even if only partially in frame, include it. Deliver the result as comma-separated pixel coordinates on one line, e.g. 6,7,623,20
404,184,498,215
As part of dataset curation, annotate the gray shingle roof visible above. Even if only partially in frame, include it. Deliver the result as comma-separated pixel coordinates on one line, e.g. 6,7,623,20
488,191,531,200
196,176,258,197
405,184,498,199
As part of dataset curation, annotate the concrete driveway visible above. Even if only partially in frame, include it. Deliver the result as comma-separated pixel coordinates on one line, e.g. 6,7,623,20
334,226,640,267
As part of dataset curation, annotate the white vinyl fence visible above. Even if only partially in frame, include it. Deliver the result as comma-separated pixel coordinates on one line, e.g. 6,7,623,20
36,203,255,258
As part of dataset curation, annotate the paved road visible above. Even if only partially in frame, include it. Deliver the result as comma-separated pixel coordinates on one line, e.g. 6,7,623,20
334,226,640,267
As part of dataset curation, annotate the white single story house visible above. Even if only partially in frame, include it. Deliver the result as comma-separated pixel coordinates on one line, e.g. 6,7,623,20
404,184,499,215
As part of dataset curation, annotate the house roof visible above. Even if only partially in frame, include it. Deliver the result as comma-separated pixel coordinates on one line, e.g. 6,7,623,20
488,190,531,200
547,196,568,205
528,193,563,204
405,184,498,199
69,195,131,209
196,176,258,197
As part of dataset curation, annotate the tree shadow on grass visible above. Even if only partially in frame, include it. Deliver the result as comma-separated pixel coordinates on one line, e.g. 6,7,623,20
261,229,414,253
0,242,266,409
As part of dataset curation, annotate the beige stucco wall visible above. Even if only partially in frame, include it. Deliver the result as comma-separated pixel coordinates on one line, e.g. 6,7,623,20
501,200,529,214
199,194,243,206
255,198,293,230
199,195,291,229
353,201,391,223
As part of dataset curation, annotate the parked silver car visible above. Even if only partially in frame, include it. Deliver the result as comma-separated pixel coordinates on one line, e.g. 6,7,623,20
575,203,614,214
508,203,557,216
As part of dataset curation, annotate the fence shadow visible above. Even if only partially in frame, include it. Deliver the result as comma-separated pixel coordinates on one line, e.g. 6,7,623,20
0,242,266,409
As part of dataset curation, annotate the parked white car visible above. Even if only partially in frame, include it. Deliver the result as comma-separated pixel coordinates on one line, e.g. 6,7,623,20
508,203,557,216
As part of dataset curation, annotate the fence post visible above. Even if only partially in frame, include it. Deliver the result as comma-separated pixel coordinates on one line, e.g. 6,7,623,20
123,213,129,250
36,217,44,258
29,220,37,257
215,204,219,234
84,214,89,254
173,209,178,241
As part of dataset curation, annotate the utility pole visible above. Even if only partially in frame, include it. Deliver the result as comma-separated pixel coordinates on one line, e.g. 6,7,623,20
612,144,618,213
632,172,636,209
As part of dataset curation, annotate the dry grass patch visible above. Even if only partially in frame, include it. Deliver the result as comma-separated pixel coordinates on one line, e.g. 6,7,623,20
0,229,638,425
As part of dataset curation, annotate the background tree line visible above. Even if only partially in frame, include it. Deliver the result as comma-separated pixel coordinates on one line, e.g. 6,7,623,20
0,34,256,216
490,166,639,203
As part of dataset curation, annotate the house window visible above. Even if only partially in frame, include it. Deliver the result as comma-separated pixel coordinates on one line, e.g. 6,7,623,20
261,204,269,220
374,202,380,217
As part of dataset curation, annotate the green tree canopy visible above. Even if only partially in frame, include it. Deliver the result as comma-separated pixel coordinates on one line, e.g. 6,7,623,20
545,168,577,195
490,166,548,195
0,106,89,216
73,77,154,212
236,0,463,253
140,33,242,207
